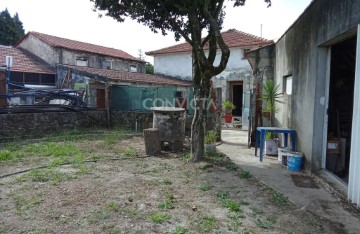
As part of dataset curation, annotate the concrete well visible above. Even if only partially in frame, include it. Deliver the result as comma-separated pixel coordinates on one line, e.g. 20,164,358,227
152,107,186,151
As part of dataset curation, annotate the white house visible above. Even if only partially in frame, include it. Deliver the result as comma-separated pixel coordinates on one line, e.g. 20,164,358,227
146,29,272,129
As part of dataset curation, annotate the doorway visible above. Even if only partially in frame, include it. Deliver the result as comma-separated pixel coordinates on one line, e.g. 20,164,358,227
231,83,243,116
326,36,357,182
96,89,106,109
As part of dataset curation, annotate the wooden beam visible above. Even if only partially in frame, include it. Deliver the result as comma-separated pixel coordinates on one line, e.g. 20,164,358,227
105,82,111,128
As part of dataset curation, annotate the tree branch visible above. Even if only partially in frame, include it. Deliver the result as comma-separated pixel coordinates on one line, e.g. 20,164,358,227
202,4,230,76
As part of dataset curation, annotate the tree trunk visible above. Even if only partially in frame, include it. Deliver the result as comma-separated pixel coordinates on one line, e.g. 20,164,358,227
189,51,210,162
190,93,206,162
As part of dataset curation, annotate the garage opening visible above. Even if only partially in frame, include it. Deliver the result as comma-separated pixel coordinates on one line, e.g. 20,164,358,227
326,36,357,183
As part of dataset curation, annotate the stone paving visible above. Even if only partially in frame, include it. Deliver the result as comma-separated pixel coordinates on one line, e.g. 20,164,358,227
218,128,360,234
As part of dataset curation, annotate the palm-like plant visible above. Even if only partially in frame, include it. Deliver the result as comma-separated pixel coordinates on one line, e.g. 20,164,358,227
260,80,284,127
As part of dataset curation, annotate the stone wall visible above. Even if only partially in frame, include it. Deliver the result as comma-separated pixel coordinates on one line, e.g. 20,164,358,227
111,111,198,136
0,110,218,139
0,110,107,139
110,111,153,131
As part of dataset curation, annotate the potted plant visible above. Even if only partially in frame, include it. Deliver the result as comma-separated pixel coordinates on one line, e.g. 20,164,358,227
223,100,236,123
260,80,284,155
204,130,217,153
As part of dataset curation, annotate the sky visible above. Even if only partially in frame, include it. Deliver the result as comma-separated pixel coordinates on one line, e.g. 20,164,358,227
0,0,313,63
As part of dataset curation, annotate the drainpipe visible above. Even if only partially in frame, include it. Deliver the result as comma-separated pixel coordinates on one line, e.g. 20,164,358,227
5,56,13,103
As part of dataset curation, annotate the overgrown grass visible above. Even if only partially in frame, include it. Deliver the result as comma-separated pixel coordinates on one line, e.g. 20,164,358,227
123,147,138,157
119,207,139,219
25,142,81,157
159,193,175,209
216,191,241,213
159,200,174,209
225,162,238,171
0,127,135,158
256,215,277,229
94,210,110,221
13,195,43,216
172,226,187,234
160,177,172,185
225,199,241,212
181,151,191,161
150,213,170,223
196,162,212,170
28,168,76,185
217,191,230,200
251,207,264,216
0,149,14,161
271,191,289,208
199,216,217,232
106,202,120,212
198,183,212,191
238,170,252,178
227,212,244,231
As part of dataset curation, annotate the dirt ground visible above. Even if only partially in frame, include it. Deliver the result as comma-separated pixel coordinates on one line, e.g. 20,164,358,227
0,130,347,233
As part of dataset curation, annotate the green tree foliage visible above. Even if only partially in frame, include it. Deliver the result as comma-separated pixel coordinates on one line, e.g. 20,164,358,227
0,9,25,46
146,63,154,74
91,0,271,162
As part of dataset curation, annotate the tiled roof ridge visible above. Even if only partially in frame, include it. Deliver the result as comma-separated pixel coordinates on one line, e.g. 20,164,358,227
225,28,272,42
25,31,143,63
146,28,273,55
30,31,115,51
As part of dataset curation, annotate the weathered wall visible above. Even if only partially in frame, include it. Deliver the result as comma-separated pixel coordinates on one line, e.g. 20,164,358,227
153,48,251,82
0,110,218,140
274,0,360,172
61,49,145,73
17,35,145,73
246,44,275,142
0,110,107,138
18,34,60,66
154,52,193,80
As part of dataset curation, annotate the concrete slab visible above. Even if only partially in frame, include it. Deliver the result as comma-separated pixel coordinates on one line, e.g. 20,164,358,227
218,129,360,234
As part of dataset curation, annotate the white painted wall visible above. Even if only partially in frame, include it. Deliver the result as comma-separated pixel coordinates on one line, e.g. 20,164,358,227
154,52,192,80
153,47,251,80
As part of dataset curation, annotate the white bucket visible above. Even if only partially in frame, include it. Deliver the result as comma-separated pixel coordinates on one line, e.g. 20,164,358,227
278,148,291,162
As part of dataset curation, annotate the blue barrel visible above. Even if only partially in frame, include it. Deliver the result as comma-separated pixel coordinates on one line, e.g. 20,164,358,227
287,153,303,171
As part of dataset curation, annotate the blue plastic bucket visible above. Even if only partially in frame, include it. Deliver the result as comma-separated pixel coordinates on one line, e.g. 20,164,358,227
287,153,303,171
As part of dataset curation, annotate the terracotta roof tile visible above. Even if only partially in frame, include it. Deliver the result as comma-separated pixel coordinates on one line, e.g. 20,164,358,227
18,32,144,63
60,65,191,87
146,29,273,55
0,46,54,74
